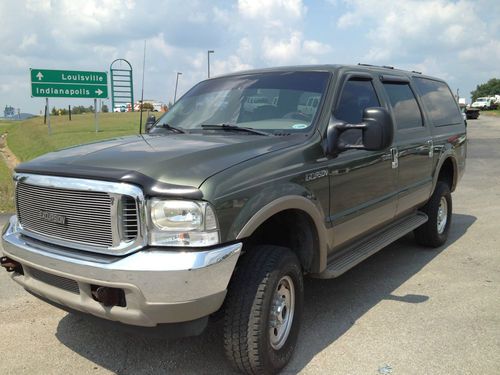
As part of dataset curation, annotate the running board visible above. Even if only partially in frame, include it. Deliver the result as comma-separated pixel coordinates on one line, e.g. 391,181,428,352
319,212,428,279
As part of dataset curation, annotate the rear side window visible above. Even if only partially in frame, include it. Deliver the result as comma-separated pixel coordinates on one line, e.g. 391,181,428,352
383,83,423,130
335,79,380,124
414,78,463,126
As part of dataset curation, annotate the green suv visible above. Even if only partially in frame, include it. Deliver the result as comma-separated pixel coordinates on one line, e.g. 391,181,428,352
2,64,466,374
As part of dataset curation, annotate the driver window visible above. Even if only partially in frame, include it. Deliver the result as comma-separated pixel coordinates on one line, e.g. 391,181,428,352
335,79,380,123
335,78,380,145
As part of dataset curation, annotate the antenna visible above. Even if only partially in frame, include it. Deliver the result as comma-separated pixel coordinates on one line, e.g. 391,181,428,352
139,40,146,134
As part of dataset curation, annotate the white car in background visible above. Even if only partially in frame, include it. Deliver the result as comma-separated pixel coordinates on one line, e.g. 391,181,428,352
113,105,127,112
471,97,498,110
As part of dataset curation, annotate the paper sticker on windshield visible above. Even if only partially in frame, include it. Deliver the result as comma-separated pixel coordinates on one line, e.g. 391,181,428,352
292,124,308,129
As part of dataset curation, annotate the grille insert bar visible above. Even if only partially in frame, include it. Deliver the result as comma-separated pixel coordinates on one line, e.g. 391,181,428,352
28,267,80,294
122,196,139,241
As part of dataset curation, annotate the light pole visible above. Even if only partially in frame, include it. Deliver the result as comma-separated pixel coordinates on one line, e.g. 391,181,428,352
207,50,214,78
174,72,182,103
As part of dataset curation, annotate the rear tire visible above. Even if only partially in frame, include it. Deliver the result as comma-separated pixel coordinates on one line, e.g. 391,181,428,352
223,245,303,375
414,181,452,247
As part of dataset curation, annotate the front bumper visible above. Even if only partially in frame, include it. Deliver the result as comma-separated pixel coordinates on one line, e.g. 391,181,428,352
1,215,241,327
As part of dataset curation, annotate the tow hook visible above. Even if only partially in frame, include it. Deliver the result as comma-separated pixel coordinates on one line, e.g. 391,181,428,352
91,286,126,307
0,256,23,274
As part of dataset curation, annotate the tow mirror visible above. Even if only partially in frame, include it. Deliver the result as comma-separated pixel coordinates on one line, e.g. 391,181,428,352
145,115,156,133
326,107,394,156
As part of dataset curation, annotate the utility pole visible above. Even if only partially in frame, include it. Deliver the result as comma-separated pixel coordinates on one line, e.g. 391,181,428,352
139,40,147,134
207,50,214,78
174,72,182,103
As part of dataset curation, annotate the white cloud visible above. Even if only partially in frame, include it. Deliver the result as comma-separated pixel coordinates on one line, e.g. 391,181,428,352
237,37,253,61
262,32,331,64
212,55,253,76
238,0,305,20
262,32,302,63
19,34,38,51
337,0,491,62
303,40,331,55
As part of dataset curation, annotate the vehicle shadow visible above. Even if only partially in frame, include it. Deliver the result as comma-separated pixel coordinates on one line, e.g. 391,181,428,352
55,213,476,375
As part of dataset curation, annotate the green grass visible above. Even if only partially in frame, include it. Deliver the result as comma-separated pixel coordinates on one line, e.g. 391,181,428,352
3,112,142,162
0,112,143,212
483,109,500,116
0,158,14,213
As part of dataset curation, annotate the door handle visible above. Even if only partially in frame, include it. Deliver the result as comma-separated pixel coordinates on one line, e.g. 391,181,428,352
390,148,398,169
427,140,434,158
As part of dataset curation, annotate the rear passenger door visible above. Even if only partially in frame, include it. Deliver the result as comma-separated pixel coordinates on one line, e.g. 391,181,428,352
381,76,433,216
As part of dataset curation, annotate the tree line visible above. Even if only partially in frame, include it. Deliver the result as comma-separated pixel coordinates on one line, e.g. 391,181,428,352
471,78,500,102
50,104,109,116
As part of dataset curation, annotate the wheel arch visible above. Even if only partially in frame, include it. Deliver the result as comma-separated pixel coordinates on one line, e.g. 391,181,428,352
434,153,458,192
236,196,328,273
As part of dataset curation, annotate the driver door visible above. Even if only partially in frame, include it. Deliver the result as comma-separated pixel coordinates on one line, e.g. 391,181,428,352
328,74,398,250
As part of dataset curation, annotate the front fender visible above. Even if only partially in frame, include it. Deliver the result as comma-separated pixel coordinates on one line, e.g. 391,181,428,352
226,183,328,273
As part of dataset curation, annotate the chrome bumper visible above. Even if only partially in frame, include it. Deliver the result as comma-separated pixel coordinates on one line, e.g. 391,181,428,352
1,216,241,327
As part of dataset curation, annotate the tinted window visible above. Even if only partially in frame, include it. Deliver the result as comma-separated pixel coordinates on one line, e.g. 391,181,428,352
414,78,462,126
335,79,380,124
383,83,422,129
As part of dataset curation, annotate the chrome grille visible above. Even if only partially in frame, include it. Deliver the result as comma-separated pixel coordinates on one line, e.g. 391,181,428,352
14,173,145,256
16,181,113,248
122,196,139,241
27,267,80,294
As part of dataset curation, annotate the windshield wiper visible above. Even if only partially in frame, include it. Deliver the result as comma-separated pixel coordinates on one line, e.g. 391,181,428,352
155,123,185,134
201,123,270,136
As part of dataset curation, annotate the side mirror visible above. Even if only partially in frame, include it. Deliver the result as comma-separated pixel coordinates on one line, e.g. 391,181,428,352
326,107,394,156
145,115,156,133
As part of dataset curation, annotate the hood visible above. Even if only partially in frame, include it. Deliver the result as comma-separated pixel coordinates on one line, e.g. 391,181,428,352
16,132,303,194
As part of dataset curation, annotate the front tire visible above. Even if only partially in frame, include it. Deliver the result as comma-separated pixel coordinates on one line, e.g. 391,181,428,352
414,181,452,247
223,245,304,374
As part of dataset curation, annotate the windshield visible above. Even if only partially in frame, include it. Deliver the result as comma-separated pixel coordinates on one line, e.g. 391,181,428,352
152,71,330,135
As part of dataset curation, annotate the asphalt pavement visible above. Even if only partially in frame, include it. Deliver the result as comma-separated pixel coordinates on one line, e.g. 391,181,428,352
0,115,499,374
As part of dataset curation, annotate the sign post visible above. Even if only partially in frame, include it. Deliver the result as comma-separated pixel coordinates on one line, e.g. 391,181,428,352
46,98,51,135
94,98,99,133
30,68,108,134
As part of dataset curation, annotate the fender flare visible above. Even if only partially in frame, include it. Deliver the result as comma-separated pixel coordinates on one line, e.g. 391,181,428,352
433,150,458,192
236,195,328,273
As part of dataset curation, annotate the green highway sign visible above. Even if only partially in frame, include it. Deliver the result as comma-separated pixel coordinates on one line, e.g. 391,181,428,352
30,69,107,84
30,68,108,98
31,83,108,98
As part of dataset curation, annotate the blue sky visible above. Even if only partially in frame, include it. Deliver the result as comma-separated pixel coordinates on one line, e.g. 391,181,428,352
1,0,499,114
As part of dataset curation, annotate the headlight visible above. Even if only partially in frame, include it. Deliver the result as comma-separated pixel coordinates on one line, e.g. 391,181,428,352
148,199,219,247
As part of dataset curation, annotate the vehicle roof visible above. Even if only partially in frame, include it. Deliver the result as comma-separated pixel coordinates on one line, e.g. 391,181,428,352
211,64,447,84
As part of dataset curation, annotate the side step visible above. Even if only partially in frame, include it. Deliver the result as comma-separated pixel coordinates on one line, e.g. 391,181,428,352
319,212,428,279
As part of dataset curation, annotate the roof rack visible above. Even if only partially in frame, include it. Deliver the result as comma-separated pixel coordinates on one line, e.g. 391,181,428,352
412,70,422,74
357,63,394,70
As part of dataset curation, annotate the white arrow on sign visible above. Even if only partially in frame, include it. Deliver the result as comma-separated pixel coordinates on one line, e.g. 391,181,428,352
36,72,44,80
95,89,103,96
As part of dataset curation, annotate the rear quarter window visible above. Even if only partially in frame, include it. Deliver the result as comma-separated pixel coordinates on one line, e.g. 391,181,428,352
414,78,463,126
